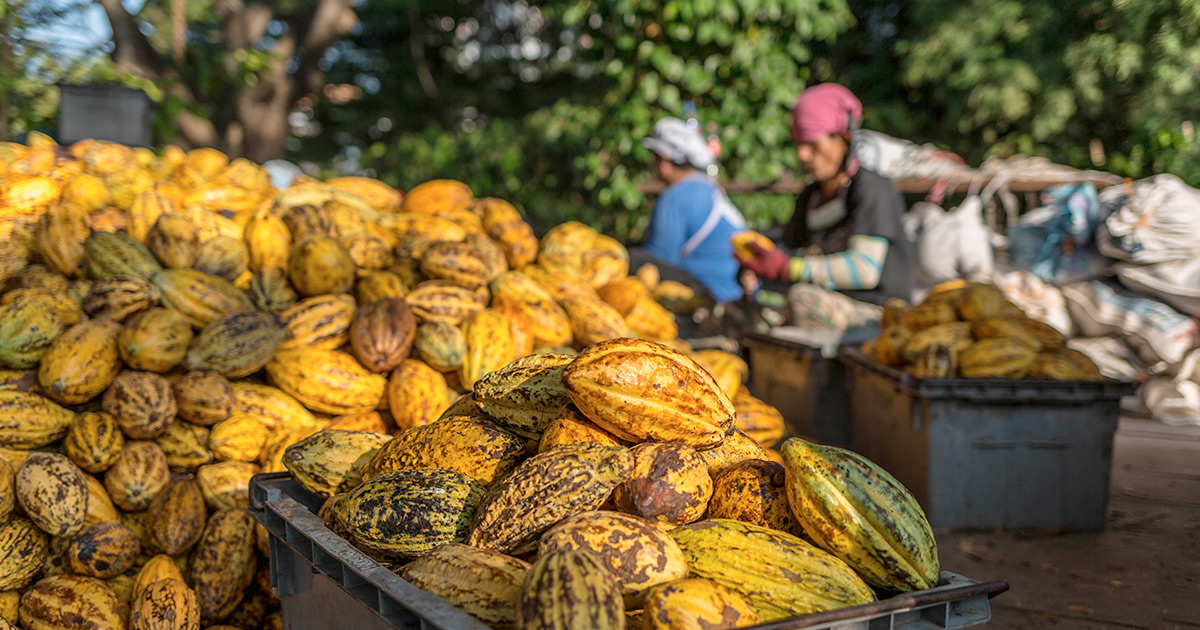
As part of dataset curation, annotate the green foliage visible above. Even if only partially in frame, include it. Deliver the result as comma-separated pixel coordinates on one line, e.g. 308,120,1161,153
851,0,1200,184
305,0,852,239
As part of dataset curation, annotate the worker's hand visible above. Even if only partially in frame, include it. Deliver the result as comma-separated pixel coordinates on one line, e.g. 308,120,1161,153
739,242,792,282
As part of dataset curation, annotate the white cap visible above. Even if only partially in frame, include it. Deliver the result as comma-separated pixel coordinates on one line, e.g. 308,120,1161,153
642,117,715,169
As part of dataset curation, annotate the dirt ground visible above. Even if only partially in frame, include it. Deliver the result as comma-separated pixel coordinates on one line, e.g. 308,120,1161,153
938,418,1200,629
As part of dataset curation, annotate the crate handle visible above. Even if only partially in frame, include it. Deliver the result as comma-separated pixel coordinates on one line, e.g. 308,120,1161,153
971,439,1019,449
1027,440,1071,450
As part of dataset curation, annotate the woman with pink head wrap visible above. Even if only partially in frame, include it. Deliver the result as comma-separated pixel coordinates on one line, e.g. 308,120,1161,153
737,83,913,331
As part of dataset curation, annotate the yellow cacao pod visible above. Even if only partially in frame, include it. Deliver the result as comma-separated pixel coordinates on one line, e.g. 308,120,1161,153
287,236,356,297
17,453,89,537
36,203,91,277
62,411,125,474
243,211,291,271
266,348,386,415
781,438,939,592
958,338,1038,378
460,309,516,389
672,519,874,620
38,320,123,404
398,543,529,630
386,359,451,431
402,179,473,215
18,575,130,630
516,549,624,630
119,308,194,373
562,338,735,449
538,510,688,608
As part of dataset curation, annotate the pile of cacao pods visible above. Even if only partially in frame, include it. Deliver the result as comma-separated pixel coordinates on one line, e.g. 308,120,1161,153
0,134,813,630
865,280,1104,380
284,336,942,630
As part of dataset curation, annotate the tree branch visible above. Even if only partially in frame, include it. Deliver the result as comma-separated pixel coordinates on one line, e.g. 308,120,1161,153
95,0,219,149
289,0,356,105
96,0,168,78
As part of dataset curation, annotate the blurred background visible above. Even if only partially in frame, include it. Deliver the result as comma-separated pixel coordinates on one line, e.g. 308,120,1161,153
5,0,1200,239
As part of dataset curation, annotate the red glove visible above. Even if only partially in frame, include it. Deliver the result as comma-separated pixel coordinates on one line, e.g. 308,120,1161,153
740,242,793,282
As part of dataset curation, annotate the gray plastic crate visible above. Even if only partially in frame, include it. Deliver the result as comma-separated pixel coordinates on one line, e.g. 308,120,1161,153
251,472,1008,630
58,84,155,147
745,332,851,447
839,347,1137,531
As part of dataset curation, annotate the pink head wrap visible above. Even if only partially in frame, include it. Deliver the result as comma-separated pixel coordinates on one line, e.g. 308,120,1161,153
791,83,862,144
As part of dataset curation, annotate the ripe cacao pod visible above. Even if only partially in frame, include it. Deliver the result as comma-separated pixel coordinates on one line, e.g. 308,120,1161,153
0,293,65,369
517,549,624,630
146,213,200,269
243,211,291,272
707,459,798,534
672,519,874,620
37,203,91,277
959,338,1038,378
696,428,769,477
38,320,123,404
266,348,386,415
154,421,213,473
102,371,177,440
490,272,573,348
248,268,298,313
287,236,355,297
82,275,159,322
16,453,88,537
131,554,185,602
183,311,287,378
562,338,735,449
467,443,633,555
279,293,356,351
402,179,473,215
193,236,249,282
188,508,257,624
902,321,972,364
67,521,141,578
207,416,270,464
354,270,408,304
386,360,451,431
537,404,625,452
473,353,573,439
104,441,170,512
83,231,162,281
282,430,392,498
18,574,130,630
173,371,234,426
538,510,688,607
412,321,466,372
144,476,207,557
340,469,485,561
558,294,633,350
349,298,416,372
614,441,713,530
361,417,525,488
641,578,760,630
460,308,516,389
0,516,47,590
195,462,259,512
118,308,194,373
129,577,200,630
782,438,938,592
956,282,1009,321
403,281,486,325
0,391,76,449
730,387,785,449
398,543,529,630
229,382,317,431
149,269,254,329
63,411,125,474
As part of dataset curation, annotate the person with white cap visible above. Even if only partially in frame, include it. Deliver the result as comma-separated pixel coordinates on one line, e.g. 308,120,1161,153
737,83,913,331
640,116,747,304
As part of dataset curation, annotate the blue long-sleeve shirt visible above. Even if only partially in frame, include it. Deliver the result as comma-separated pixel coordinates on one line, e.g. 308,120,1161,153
645,175,745,303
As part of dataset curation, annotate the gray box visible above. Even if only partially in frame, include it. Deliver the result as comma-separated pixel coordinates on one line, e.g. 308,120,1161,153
58,84,154,147
840,347,1135,531
251,472,1009,630
745,332,851,447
